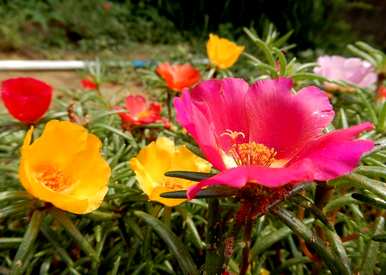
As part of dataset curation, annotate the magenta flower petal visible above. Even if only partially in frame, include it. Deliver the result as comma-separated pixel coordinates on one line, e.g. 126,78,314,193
188,123,373,199
246,79,334,159
187,164,312,199
288,122,374,180
174,78,249,169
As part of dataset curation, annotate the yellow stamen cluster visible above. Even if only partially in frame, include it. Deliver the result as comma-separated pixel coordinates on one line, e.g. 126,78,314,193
37,167,70,192
229,142,277,166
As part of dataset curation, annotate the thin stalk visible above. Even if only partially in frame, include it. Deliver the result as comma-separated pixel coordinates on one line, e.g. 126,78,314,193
166,91,173,122
205,198,224,275
118,217,131,249
239,204,253,275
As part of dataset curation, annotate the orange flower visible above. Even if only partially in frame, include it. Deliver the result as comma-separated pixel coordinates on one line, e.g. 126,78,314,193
156,63,201,92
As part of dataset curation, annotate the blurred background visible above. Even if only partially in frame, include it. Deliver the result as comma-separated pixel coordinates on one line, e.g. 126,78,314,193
0,0,385,59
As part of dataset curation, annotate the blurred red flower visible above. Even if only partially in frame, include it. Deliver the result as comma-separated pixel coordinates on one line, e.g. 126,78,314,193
377,86,386,99
102,2,112,11
81,78,98,90
115,95,163,129
156,63,201,92
1,77,52,124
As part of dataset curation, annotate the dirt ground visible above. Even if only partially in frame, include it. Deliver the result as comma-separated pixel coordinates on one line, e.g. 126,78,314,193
0,71,83,90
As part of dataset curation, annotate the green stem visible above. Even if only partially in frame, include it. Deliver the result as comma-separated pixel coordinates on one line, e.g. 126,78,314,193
205,198,225,275
360,216,385,275
166,91,173,122
377,101,386,132
118,217,131,249
12,210,44,275
50,208,98,262
239,204,253,275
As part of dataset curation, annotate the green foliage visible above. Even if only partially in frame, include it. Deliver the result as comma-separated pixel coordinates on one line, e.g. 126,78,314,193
0,0,182,52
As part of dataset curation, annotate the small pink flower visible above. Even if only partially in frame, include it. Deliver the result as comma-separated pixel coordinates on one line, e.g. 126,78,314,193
313,55,377,88
174,78,374,198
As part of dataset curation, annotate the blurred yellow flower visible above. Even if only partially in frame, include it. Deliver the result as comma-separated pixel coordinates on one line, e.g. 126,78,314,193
19,120,111,214
130,137,211,207
260,268,270,275
207,34,245,69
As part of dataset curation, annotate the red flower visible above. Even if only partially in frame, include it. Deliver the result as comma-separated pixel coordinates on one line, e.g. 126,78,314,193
1,77,52,124
156,63,201,92
377,86,386,100
115,95,162,128
81,78,98,90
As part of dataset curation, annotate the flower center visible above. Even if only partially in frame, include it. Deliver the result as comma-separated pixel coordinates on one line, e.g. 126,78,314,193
163,179,185,190
36,166,71,192
229,142,277,166
221,130,277,167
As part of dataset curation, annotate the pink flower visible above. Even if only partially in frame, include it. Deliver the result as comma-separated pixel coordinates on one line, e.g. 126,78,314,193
313,56,377,88
174,78,374,198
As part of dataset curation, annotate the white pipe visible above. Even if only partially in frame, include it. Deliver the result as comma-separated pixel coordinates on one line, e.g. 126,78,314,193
0,59,209,71
0,60,93,71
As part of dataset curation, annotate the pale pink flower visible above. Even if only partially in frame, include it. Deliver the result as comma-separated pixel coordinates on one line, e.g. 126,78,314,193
314,55,377,88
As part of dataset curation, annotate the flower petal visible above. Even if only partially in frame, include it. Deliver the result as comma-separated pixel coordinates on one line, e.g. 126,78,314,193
125,95,148,116
64,134,111,210
174,78,249,169
130,137,211,207
24,120,88,169
187,123,374,199
246,78,334,160
187,163,312,199
156,63,201,91
19,156,91,214
288,122,374,180
1,77,52,124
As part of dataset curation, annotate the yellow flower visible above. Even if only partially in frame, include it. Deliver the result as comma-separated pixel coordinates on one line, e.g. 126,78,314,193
207,34,245,69
130,137,211,207
260,268,270,275
19,120,111,214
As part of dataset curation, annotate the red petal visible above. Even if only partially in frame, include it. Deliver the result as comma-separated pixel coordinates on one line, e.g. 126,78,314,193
1,77,52,124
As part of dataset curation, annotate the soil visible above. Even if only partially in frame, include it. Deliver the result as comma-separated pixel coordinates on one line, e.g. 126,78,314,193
0,71,83,90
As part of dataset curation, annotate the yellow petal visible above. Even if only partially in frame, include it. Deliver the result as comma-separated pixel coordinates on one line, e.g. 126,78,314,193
19,120,110,214
150,186,186,207
64,134,111,212
24,120,88,170
130,137,211,206
19,156,90,214
206,33,244,69
131,137,173,186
